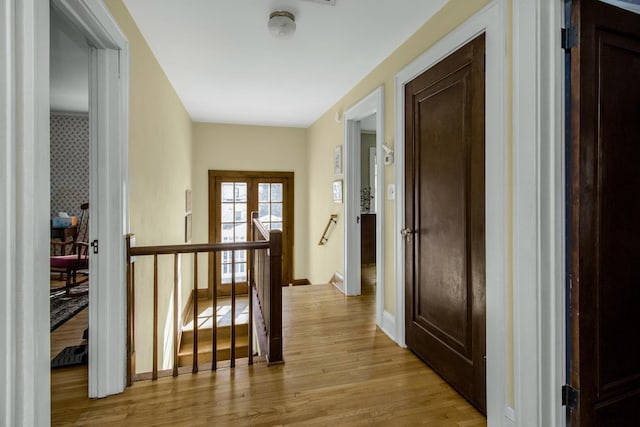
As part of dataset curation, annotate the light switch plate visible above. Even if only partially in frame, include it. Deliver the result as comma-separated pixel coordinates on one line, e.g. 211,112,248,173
387,184,395,200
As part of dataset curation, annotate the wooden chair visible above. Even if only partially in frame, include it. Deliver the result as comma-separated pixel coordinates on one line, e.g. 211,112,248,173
51,203,89,295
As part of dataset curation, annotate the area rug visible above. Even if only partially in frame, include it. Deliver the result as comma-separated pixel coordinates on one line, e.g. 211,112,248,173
51,344,88,369
50,285,88,332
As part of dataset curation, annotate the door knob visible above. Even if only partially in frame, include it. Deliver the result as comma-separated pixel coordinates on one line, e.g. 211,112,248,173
401,228,416,240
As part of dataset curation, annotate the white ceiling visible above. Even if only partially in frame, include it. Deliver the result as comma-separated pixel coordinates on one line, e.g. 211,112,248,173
122,0,448,128
50,6,89,113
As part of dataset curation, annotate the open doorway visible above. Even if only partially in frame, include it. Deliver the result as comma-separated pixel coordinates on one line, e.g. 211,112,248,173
49,3,91,371
359,115,377,297
49,0,130,399
343,86,385,329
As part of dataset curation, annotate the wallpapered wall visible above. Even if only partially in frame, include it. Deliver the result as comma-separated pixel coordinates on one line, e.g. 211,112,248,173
50,113,89,220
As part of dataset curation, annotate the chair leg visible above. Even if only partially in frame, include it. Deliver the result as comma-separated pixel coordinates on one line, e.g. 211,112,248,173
64,267,88,296
65,268,75,295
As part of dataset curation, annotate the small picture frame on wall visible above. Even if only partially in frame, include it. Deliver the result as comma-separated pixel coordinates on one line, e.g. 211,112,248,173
334,145,343,176
332,179,343,203
185,213,192,243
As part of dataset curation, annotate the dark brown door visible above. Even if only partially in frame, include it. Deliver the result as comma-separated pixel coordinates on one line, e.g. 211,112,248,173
569,1,640,425
404,35,486,413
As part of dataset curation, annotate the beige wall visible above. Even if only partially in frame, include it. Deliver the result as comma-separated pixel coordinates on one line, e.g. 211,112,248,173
106,0,194,373
192,123,309,283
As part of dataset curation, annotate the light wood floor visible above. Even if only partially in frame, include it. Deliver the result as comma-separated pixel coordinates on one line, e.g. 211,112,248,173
51,280,485,426
50,277,89,360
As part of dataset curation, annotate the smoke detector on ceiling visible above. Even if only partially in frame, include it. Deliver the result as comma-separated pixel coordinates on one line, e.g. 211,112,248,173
268,11,296,39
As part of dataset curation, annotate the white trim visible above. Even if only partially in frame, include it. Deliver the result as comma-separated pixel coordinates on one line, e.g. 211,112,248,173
380,310,396,341
513,1,565,426
505,406,516,426
343,86,385,329
344,115,361,295
1,0,17,424
395,2,508,425
2,0,51,425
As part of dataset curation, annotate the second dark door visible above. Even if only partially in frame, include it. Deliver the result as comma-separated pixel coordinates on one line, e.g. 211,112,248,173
569,1,640,424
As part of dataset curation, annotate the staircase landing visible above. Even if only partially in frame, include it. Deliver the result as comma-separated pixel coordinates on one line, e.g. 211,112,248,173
179,296,250,366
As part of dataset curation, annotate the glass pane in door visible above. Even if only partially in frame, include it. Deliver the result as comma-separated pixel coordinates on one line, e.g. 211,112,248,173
220,182,247,284
257,182,284,231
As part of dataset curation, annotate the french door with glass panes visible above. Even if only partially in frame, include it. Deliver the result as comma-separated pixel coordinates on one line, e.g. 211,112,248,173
209,171,294,296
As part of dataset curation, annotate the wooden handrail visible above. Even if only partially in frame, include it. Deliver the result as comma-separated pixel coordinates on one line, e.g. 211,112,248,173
125,217,283,384
129,240,269,256
318,214,338,245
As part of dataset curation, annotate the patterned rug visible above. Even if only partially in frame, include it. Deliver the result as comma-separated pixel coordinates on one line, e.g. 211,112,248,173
50,285,88,332
51,344,88,369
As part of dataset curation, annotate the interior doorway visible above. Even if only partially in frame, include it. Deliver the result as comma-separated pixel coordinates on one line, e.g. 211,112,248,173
49,2,91,371
343,86,385,327
359,116,377,297
49,0,130,398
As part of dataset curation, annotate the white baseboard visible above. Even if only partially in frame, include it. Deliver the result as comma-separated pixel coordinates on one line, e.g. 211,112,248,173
504,406,515,426
380,310,396,342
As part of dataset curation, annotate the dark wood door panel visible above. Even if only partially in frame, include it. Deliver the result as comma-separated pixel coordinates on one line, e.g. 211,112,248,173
414,73,471,357
596,29,640,398
405,34,486,413
570,0,640,424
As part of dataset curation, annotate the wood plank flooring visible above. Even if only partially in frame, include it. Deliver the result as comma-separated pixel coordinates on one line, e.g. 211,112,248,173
51,282,485,426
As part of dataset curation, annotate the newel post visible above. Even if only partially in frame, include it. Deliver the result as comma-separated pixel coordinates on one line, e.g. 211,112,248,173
268,229,283,364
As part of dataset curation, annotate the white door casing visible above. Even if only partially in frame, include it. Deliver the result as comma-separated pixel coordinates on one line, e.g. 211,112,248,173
1,0,50,425
53,0,130,399
512,0,565,426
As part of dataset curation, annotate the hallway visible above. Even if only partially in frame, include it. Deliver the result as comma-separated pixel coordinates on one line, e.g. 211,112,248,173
52,284,485,426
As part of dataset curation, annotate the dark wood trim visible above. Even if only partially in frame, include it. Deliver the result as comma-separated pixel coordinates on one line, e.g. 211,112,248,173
292,279,311,286
192,254,199,374
208,170,295,294
329,272,344,294
267,230,283,365
153,254,158,380
172,254,179,377
195,288,209,299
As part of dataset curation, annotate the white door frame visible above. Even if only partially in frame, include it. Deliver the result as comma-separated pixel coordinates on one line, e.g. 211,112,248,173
53,0,130,399
343,86,385,327
1,1,51,424
394,2,510,425
512,1,565,426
